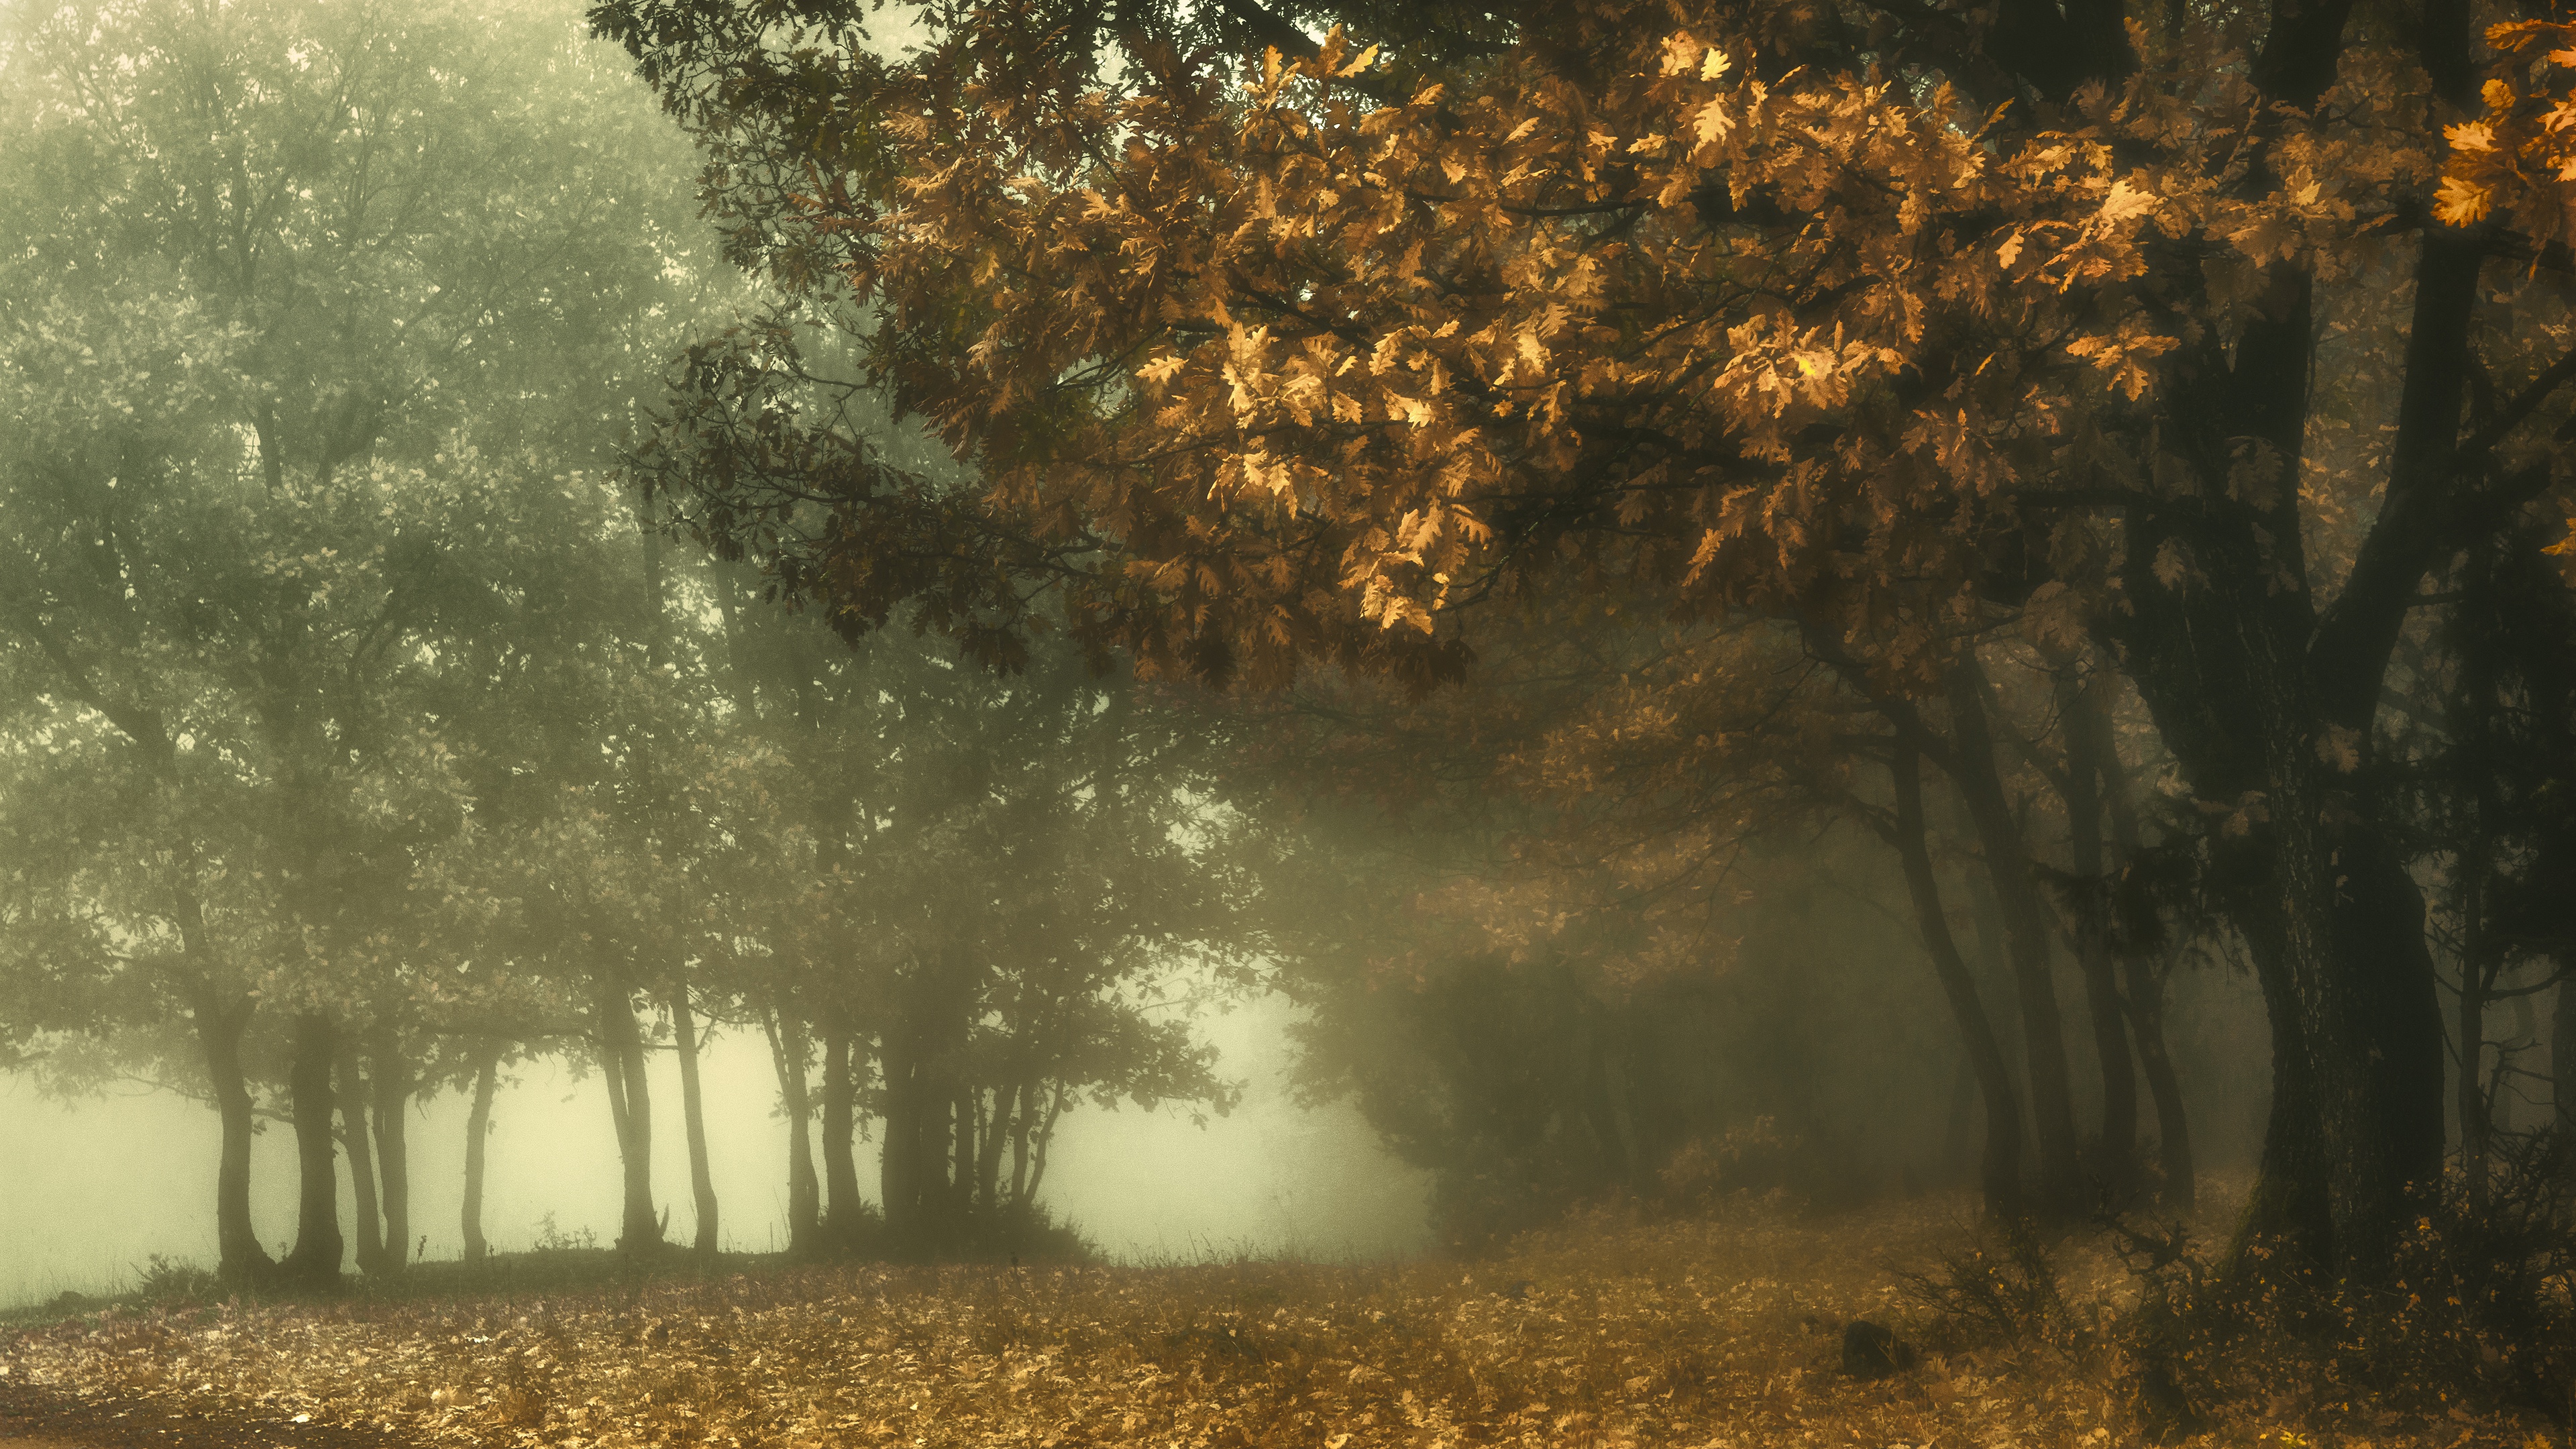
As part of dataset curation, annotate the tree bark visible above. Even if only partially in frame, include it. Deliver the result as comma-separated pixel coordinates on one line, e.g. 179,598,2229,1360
2557,968,2576,1159
2127,955,2197,1212
2055,667,2141,1199
462,1049,498,1264
1943,659,2085,1212
877,1025,918,1244
668,981,720,1257
953,1085,979,1219
337,1046,385,1275
1009,1080,1036,1212
2074,672,2196,1211
190,983,273,1287
596,984,661,1252
1888,737,2027,1220
975,1085,1010,1214
765,1001,822,1255
370,1028,411,1271
821,1020,863,1250
282,1012,343,1288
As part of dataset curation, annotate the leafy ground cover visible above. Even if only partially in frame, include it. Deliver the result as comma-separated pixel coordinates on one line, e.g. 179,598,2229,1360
1,1191,2557,1448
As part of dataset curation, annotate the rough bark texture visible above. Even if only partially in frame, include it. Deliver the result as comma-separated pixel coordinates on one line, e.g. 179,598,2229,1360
282,1012,343,1288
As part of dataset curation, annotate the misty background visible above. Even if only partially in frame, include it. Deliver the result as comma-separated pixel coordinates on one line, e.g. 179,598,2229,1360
1,991,1430,1304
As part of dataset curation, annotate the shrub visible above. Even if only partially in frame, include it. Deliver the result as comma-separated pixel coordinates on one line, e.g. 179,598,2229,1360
129,1254,219,1305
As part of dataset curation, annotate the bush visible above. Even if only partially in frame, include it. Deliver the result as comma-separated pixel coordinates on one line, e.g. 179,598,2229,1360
129,1254,219,1305
531,1212,599,1254
1896,1220,2084,1353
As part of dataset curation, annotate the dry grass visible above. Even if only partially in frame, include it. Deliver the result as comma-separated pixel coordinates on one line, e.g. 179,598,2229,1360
1,1190,2559,1448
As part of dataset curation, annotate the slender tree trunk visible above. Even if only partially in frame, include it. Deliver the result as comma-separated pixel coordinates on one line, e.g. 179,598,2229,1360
2506,987,2539,1134
370,1028,411,1271
822,1022,862,1249
2456,547,2501,1208
1890,737,2027,1220
2556,969,2576,1163
2076,678,2196,1211
668,981,720,1256
1945,659,2085,1212
462,1049,498,1264
766,1002,822,1256
2459,924,2491,1207
283,1012,343,1288
975,1086,1010,1213
2128,955,2197,1212
191,984,273,1287
2056,668,2140,1199
337,1046,385,1274
1022,1083,1065,1210
877,1032,917,1244
953,1085,976,1218
1010,1081,1035,1212
596,983,661,1252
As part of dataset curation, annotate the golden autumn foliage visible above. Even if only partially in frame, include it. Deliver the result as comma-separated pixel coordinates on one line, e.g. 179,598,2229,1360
2440,25,2576,240
600,0,2576,1288
5,1191,2562,1448
627,0,2487,696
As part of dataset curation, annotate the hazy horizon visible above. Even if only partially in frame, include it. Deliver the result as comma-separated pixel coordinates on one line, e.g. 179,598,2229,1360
0,991,1431,1307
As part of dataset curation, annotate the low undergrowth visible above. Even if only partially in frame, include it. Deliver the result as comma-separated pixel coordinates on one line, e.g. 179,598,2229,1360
1,1190,2561,1448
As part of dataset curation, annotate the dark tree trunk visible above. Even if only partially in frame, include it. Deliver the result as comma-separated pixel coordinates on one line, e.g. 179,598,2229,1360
953,1085,976,1217
975,1086,1010,1214
669,981,720,1256
766,1002,822,1255
462,1049,498,1264
821,1022,863,1249
2074,673,2197,1211
2557,969,2576,1160
2458,926,2491,1205
191,983,272,1287
2453,544,2502,1207
370,1028,411,1272
2105,171,2459,1281
1889,737,2027,1220
282,1012,343,1288
877,1026,919,1243
2056,667,2141,1199
337,1046,385,1274
2128,955,2197,1212
1944,659,2085,1212
1009,1080,1036,1212
596,985,661,1252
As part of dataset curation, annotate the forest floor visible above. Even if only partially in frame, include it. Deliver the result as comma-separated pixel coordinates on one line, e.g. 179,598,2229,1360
0,1189,2561,1449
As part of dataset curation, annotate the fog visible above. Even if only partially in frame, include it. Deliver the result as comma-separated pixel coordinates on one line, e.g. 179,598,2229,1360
1,993,1426,1307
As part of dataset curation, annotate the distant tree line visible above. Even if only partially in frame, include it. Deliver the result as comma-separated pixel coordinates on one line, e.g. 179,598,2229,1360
0,0,1244,1288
